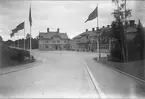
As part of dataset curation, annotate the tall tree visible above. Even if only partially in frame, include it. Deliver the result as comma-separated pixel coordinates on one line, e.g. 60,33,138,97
111,0,132,23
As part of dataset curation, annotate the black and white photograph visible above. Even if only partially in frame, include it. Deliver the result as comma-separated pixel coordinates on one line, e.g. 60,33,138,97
0,0,145,98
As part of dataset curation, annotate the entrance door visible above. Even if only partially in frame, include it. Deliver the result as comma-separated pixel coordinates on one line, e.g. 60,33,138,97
55,45,58,50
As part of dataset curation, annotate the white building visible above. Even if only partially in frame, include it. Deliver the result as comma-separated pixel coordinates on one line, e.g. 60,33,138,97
39,28,70,50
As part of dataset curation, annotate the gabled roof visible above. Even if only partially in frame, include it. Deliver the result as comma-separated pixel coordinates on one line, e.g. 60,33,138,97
59,33,69,39
81,31,97,36
39,32,69,39
73,30,98,39
100,27,113,37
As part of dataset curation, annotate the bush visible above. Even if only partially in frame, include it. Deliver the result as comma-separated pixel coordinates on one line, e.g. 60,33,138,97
6,47,30,62
9,48,19,60
1,43,32,68
15,49,30,62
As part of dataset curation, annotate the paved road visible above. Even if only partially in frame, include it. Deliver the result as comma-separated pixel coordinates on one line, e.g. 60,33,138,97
77,51,145,98
0,50,145,98
0,50,98,98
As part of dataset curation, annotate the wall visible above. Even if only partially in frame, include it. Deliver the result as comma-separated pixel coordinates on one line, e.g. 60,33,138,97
39,37,69,50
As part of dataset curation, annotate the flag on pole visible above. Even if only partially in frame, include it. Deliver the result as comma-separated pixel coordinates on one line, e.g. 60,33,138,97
10,32,14,38
10,28,18,38
29,5,32,26
16,22,24,31
85,6,98,23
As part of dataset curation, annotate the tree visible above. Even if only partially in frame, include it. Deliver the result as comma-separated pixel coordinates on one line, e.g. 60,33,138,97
111,0,132,23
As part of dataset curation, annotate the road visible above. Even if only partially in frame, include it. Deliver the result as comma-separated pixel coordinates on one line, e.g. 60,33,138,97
0,50,145,98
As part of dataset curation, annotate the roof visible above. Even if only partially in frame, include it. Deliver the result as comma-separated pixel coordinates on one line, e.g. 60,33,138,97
126,25,138,33
73,30,98,39
39,32,69,39
82,31,97,36
100,27,113,37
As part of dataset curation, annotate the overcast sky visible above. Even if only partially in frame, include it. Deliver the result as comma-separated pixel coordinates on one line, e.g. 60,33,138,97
0,0,144,41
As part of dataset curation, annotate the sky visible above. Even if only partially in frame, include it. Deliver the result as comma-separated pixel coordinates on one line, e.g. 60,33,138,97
0,0,144,41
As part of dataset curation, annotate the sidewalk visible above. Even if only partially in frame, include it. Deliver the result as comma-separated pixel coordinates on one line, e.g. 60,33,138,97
94,57,145,82
0,59,44,75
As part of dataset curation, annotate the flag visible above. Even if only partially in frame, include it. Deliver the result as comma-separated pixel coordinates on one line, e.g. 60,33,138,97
85,6,98,23
10,28,18,38
10,32,14,38
29,5,32,26
16,22,24,31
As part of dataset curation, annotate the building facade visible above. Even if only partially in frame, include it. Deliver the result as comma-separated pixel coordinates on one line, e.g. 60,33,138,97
71,26,115,52
39,28,70,50
72,28,98,51
68,39,77,50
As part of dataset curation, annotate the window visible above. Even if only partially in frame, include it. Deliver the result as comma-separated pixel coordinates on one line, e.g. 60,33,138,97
57,41,60,43
45,45,48,48
64,40,66,43
46,40,48,43
53,41,55,43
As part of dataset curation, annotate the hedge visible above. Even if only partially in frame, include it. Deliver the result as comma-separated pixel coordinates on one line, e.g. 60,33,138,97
1,43,31,67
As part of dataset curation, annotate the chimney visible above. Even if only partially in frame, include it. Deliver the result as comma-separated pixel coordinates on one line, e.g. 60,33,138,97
102,26,105,28
107,25,110,28
92,28,95,31
86,29,88,32
57,28,59,33
47,28,49,33
96,27,99,30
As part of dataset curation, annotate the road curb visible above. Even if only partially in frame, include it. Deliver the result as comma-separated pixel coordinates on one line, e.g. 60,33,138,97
0,58,46,76
83,60,107,98
97,60,145,83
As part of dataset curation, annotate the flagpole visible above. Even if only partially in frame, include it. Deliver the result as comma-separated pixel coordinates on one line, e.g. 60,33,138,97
24,21,25,50
14,34,15,48
15,35,16,48
17,33,19,48
97,4,100,61
13,36,15,47
30,25,32,57
125,0,127,24
29,3,32,58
